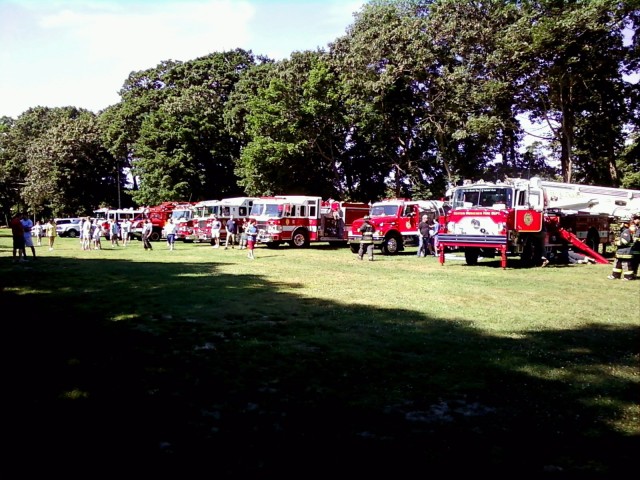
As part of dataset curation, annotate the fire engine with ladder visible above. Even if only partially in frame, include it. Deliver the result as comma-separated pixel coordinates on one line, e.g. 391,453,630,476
437,177,640,269
251,196,370,248
348,198,451,255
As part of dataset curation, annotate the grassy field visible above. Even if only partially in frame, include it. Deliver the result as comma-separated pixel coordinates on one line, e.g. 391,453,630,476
1,230,638,476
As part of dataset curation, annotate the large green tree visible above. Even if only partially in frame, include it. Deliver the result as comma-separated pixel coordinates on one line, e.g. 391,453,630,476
508,0,637,184
232,50,368,198
120,50,259,205
0,107,117,218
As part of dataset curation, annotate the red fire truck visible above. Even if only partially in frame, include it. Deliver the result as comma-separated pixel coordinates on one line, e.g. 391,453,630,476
177,199,220,242
250,196,370,248
437,177,640,268
348,199,451,255
187,197,258,244
131,201,196,242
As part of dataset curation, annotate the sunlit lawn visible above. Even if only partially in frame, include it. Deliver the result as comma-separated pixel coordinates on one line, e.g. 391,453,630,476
1,230,638,476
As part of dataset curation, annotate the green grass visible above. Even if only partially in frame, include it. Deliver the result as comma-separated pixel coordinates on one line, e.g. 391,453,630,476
1,230,638,476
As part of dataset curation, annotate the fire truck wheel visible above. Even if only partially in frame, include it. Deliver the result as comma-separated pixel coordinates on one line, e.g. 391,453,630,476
149,231,161,242
382,235,401,255
464,248,479,265
290,230,310,248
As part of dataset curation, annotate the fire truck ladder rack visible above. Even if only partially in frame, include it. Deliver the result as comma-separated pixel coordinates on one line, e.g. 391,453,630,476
557,227,609,264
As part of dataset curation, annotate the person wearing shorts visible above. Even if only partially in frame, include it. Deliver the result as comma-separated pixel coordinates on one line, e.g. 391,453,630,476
21,213,36,258
210,215,221,248
246,220,258,259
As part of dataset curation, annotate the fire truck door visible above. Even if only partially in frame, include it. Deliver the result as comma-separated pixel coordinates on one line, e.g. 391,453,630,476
406,205,418,228
514,186,543,232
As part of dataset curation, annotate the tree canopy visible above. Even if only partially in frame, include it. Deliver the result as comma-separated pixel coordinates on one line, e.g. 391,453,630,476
1,0,638,221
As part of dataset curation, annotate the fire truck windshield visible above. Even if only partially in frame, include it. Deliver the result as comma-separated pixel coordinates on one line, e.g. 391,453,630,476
251,203,283,217
170,210,192,221
370,205,399,216
452,187,512,209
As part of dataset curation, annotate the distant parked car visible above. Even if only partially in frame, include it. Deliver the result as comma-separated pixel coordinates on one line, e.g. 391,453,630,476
55,218,82,238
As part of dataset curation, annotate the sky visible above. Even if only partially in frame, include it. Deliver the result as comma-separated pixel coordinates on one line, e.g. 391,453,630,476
0,0,365,118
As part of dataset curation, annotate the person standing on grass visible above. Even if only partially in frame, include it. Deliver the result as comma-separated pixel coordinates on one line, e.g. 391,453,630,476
165,218,176,250
121,218,131,247
45,218,57,251
246,220,258,259
429,217,440,256
81,217,92,250
109,219,120,247
224,215,237,249
238,218,249,250
210,215,222,248
629,219,640,278
33,220,43,246
142,219,153,250
417,214,430,258
92,220,102,250
608,219,634,280
358,216,375,261
11,213,27,262
21,213,36,259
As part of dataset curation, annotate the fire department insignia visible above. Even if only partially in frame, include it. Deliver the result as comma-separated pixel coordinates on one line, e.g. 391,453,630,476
406,221,412,229
523,212,533,226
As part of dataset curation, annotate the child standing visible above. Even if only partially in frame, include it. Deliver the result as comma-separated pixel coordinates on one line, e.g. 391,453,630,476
246,220,258,259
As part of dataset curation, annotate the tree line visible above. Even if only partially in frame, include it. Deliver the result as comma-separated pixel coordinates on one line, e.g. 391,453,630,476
1,0,638,222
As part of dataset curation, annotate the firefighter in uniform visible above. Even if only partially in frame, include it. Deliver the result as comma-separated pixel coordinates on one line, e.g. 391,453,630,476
630,215,640,278
358,216,375,261
607,218,634,280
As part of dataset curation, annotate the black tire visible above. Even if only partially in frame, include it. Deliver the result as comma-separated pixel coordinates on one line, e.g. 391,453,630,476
465,248,480,266
290,229,309,248
382,234,402,255
150,230,161,242
67,229,79,238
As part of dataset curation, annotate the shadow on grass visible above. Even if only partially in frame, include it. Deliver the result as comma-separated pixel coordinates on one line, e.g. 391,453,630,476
1,255,638,477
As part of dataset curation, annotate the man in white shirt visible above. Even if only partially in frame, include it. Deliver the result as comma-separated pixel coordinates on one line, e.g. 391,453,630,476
121,219,132,246
81,217,92,250
20,214,36,258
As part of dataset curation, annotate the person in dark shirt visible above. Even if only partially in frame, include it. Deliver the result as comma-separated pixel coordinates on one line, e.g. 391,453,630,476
417,214,430,258
225,216,238,249
358,216,375,261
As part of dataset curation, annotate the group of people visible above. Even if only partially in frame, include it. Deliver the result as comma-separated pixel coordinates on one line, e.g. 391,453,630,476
357,213,441,262
209,215,258,258
77,217,134,251
417,214,440,258
10,213,57,262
